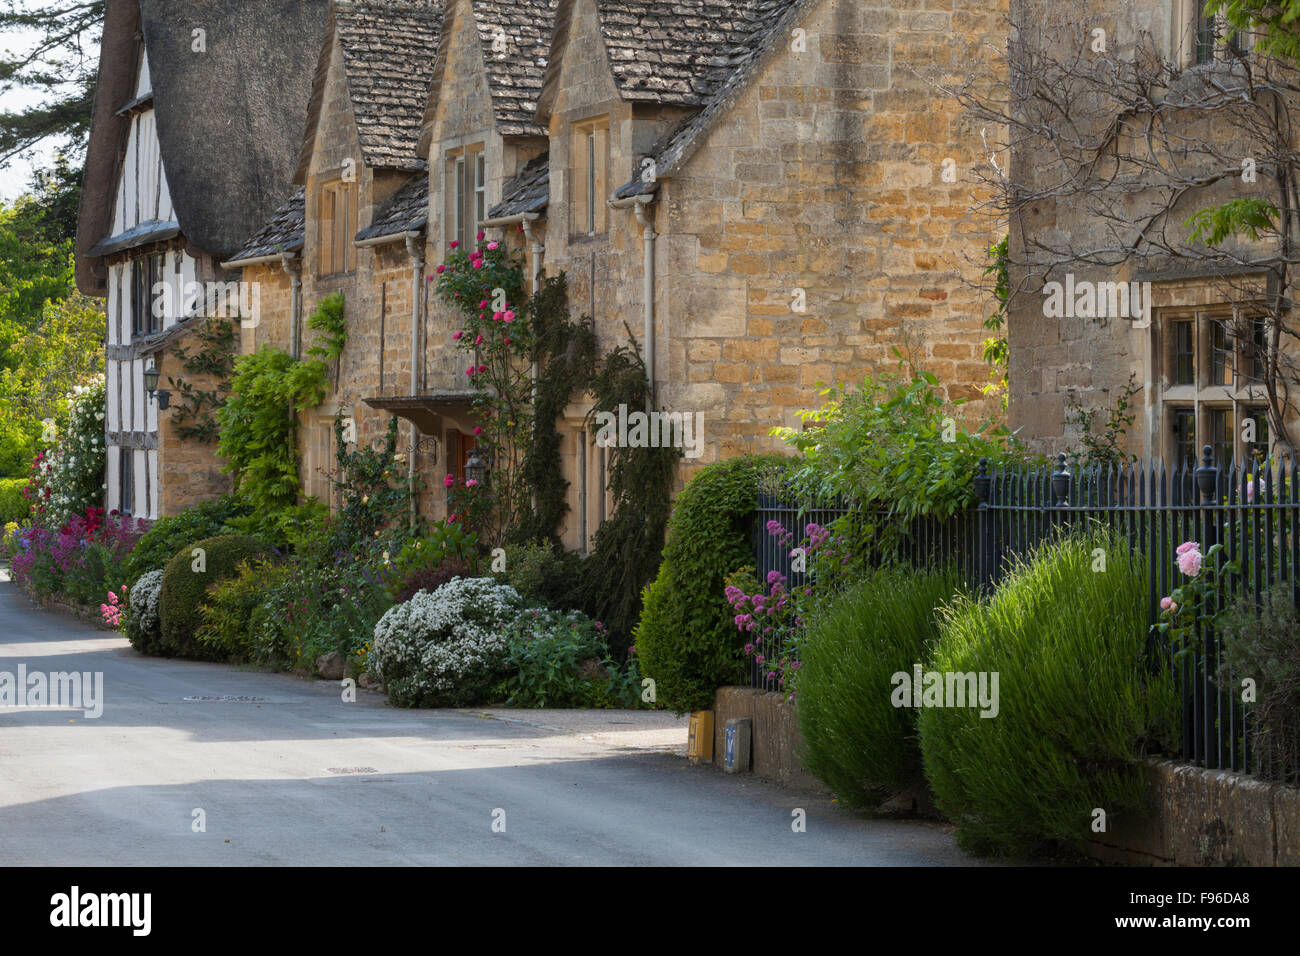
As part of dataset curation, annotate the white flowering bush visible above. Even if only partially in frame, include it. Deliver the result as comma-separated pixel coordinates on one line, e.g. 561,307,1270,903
125,569,165,655
369,577,524,707
28,377,108,528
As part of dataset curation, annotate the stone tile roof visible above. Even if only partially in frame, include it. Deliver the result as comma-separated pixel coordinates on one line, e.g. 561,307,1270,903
471,0,558,137
486,154,549,218
335,1,445,170
225,188,306,264
613,0,811,197
356,174,431,241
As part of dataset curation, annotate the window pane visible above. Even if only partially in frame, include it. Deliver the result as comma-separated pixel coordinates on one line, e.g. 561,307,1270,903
1172,408,1197,471
1210,320,1232,386
1208,407,1232,468
1196,1,1214,64
1245,407,1270,464
1173,320,1195,385
475,153,486,231
587,132,595,232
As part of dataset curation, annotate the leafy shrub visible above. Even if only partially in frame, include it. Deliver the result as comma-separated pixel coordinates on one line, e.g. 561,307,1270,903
634,454,790,714
1217,584,1300,784
369,577,524,707
196,557,281,660
501,608,630,707
772,370,1018,522
121,494,254,586
124,570,165,655
0,478,28,524
797,566,965,805
158,534,268,659
918,532,1177,857
497,539,584,609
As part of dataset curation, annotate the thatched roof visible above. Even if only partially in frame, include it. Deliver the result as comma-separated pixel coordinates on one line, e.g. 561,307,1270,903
612,0,811,198
296,1,444,181
76,0,330,296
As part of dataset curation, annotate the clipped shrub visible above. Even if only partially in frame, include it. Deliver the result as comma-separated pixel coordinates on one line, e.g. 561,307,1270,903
124,569,165,656
158,534,268,659
634,454,790,714
0,478,28,524
122,494,254,586
918,532,1178,857
370,577,525,707
798,566,965,805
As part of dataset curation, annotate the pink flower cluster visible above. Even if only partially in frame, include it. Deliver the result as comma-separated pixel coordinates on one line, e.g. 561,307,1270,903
100,588,126,628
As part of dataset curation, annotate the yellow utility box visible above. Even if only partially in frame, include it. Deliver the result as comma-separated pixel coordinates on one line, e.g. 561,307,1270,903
687,710,714,763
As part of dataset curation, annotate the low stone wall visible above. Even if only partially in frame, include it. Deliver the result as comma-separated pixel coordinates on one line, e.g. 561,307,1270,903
1090,758,1300,866
710,686,826,791
712,686,1300,865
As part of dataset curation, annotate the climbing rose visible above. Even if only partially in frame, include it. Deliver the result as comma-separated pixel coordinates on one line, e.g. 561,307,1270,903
1177,546,1203,578
436,264,445,274
444,475,455,489
449,240,459,249
452,331,463,340
487,241,498,250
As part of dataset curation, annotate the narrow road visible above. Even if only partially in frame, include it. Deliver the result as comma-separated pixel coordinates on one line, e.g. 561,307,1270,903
0,578,979,866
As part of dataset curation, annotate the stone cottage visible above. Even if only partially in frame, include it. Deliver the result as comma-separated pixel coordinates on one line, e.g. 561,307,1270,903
224,0,443,522
998,0,1298,467
220,0,1008,548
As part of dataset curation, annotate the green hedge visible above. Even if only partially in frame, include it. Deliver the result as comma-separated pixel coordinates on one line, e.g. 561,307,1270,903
121,494,254,587
798,566,965,805
158,534,268,660
918,532,1178,857
634,454,790,714
0,478,28,525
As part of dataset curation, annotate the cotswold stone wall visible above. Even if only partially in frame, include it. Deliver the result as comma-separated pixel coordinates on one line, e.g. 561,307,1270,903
545,0,1007,487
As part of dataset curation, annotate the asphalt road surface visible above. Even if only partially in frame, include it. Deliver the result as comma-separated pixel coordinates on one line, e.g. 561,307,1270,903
0,576,980,866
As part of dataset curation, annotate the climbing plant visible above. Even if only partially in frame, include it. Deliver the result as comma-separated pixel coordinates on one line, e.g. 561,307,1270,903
327,411,410,557
215,295,345,514
580,326,678,652
166,316,237,443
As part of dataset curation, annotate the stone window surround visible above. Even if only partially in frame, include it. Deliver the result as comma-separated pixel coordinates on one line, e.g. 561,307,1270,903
1171,0,1252,69
571,115,610,239
319,178,358,277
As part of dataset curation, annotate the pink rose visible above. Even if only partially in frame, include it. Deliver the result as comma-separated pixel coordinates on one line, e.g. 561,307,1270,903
436,264,445,274
1177,548,1203,578
452,331,463,340
444,475,455,489
449,240,459,249
1160,596,1173,611
487,241,498,250
466,366,476,376
472,260,483,269
476,231,485,241
473,426,482,436
474,335,483,345
477,364,487,373
504,310,515,321
1176,540,1199,556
